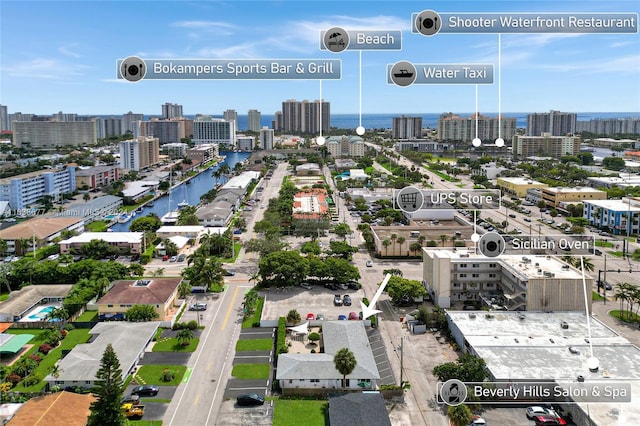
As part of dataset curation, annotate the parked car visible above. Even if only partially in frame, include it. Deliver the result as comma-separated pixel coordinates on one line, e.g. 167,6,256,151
131,385,159,396
162,255,169,261
223,269,236,276
468,415,486,425
169,256,177,262
306,313,315,321
347,280,360,290
236,393,265,407
120,394,141,405
343,295,352,306
177,254,186,262
526,406,557,419
338,314,347,320
188,303,207,311
533,415,563,425
333,294,343,306
366,260,373,267
316,313,325,321
348,312,359,320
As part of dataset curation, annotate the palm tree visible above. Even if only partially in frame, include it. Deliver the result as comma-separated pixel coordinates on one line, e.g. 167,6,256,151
178,281,192,299
614,283,632,318
333,347,357,388
152,268,165,277
390,234,397,256
417,235,426,247
396,236,406,256
45,307,69,328
447,405,473,426
382,239,391,257
176,328,194,346
439,235,449,247
286,309,301,325
409,242,422,257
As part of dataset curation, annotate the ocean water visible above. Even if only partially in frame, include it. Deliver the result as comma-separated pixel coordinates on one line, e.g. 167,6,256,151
170,112,638,131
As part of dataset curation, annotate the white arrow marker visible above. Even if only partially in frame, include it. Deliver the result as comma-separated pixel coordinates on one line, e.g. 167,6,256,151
361,273,392,320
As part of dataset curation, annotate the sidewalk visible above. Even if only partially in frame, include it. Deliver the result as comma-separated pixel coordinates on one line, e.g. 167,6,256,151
591,298,640,346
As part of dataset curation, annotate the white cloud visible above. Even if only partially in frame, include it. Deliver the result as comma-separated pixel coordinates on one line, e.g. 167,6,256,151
1,58,89,79
171,20,236,37
58,44,81,58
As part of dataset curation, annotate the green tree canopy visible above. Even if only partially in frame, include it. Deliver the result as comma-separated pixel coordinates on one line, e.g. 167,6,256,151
386,276,426,304
87,344,126,426
129,214,162,232
258,250,309,287
126,304,159,322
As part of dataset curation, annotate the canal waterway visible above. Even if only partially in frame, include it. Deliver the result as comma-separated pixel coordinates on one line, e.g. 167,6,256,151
110,151,251,232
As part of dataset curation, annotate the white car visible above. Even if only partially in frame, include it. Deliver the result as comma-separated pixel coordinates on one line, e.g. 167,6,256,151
366,260,373,267
468,416,486,425
526,406,556,419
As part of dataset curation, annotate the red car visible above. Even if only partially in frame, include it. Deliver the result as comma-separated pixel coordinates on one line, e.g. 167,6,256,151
306,313,315,321
534,415,566,425
348,312,359,320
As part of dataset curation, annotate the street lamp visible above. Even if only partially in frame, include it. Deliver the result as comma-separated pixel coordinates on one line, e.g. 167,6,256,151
624,195,632,257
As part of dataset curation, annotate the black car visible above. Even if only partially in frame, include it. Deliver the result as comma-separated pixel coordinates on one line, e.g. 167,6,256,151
223,269,236,276
343,295,352,306
236,393,265,406
346,280,360,290
131,385,159,396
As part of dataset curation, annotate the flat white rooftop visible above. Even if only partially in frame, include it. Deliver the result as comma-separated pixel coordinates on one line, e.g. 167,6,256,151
498,177,545,185
585,199,640,212
61,232,143,244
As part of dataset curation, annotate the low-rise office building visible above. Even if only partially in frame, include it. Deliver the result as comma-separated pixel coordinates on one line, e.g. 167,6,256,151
326,136,365,158
186,143,218,164
541,186,607,207
496,177,548,197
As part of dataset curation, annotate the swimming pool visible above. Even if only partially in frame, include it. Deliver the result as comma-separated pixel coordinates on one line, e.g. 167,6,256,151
20,305,60,322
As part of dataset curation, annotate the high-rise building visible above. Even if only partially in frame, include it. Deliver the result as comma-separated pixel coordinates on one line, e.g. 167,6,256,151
273,111,283,131
139,119,189,144
576,117,640,135
162,103,183,119
119,136,160,171
52,111,77,122
13,121,97,148
247,109,261,132
223,109,238,132
7,112,34,131
259,126,274,150
104,117,123,137
122,111,144,134
527,110,577,136
278,99,330,133
392,115,422,139
193,116,235,147
0,105,8,131
512,133,581,158
237,135,255,151
438,113,516,142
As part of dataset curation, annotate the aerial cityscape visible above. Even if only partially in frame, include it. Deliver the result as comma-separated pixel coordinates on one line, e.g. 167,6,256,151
0,1,639,426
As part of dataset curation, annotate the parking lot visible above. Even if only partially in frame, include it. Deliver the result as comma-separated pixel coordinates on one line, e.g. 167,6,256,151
261,285,367,321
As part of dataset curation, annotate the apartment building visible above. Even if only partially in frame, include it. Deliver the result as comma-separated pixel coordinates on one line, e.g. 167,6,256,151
119,136,160,171
75,165,120,190
438,112,516,142
326,135,365,158
13,121,97,148
512,134,582,158
0,167,76,209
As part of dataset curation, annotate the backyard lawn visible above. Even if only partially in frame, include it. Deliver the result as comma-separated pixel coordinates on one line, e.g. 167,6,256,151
273,399,327,426
11,328,92,392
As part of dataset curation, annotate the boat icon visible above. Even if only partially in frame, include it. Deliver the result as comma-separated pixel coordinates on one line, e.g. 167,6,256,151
393,69,414,78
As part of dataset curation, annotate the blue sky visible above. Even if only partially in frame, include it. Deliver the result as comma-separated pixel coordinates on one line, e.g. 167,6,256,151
1,0,639,116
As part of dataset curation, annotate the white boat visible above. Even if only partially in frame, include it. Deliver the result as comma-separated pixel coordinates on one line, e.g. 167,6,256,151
161,210,180,225
117,213,132,223
177,200,190,209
